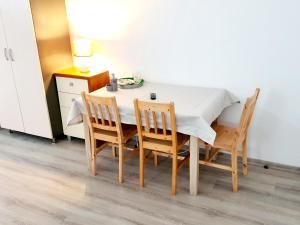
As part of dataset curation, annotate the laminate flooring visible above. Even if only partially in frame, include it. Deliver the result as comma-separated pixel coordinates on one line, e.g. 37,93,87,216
0,129,299,225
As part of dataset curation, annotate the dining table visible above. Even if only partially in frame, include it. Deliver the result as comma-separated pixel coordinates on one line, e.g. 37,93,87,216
67,81,238,195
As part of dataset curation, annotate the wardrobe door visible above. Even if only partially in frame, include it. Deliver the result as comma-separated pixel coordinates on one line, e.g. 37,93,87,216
0,11,24,132
1,0,53,138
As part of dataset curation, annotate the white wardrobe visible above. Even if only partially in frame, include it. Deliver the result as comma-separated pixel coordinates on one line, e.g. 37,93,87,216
0,0,73,140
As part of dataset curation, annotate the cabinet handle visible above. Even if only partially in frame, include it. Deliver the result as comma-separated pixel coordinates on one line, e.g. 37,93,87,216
69,82,74,87
3,48,9,61
8,48,14,61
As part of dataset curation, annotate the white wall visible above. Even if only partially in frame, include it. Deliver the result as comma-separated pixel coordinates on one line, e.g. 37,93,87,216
66,0,300,167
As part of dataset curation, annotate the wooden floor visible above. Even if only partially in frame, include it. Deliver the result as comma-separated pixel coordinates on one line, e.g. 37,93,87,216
0,129,299,225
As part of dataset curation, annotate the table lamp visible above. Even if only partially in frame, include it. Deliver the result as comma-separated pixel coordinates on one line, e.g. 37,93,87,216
73,40,93,73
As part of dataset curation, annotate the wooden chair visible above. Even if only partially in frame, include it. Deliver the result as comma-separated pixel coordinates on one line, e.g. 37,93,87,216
134,99,190,195
81,92,138,183
199,88,260,192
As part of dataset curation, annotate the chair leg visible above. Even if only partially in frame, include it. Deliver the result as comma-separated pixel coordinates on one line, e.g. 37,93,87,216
153,152,158,167
118,143,124,183
172,152,178,195
242,139,248,176
91,139,97,176
140,145,145,188
112,146,117,158
204,144,210,161
231,148,238,192
212,147,218,161
186,143,191,168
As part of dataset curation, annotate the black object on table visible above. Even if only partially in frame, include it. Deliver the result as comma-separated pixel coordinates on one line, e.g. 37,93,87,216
150,93,156,100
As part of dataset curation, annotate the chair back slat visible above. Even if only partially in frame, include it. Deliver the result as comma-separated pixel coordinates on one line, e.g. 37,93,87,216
161,112,167,135
134,99,177,147
105,105,113,126
152,111,158,134
90,102,99,124
98,104,105,125
236,88,260,145
144,110,150,132
81,92,123,139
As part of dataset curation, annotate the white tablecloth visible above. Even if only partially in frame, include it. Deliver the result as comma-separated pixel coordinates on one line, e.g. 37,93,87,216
67,82,238,145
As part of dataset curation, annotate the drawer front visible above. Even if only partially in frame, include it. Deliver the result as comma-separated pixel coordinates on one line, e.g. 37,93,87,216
56,77,88,94
61,107,85,139
58,92,81,108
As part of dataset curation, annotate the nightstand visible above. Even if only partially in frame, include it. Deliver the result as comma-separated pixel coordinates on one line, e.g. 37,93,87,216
54,67,109,139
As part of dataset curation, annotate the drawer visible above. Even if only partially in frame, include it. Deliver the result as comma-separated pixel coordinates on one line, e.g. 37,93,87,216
61,107,85,139
58,92,81,108
56,77,88,94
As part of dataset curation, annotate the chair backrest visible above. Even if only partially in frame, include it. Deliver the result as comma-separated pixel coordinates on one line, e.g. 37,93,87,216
236,88,260,145
81,92,123,139
134,99,178,148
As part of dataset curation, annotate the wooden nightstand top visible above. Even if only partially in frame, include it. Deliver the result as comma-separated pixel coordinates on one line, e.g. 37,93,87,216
54,67,108,80
54,67,110,92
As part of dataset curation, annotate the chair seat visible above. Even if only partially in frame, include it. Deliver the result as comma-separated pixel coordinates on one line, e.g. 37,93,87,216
93,123,137,144
212,124,237,150
143,133,189,154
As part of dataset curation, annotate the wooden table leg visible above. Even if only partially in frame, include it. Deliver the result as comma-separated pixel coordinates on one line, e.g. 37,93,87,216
83,116,92,172
189,135,199,195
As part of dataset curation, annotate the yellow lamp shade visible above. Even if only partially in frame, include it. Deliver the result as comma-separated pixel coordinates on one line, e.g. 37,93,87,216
73,40,92,57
